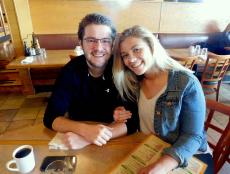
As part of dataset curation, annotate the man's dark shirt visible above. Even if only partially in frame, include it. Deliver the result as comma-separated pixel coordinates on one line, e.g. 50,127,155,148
43,55,139,134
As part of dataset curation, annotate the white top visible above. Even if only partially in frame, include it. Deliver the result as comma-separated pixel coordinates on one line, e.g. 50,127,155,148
139,86,166,135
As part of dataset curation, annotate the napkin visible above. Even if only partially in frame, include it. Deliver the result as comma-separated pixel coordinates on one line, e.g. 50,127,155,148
48,133,69,150
21,56,34,64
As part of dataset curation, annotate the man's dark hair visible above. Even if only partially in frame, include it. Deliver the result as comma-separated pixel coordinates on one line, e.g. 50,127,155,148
77,13,116,41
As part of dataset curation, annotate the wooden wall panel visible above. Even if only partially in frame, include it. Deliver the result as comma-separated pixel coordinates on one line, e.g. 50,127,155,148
29,0,161,33
113,2,161,32
14,0,33,44
160,2,230,33
2,0,23,56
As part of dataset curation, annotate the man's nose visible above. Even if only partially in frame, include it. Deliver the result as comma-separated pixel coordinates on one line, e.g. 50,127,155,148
93,40,103,49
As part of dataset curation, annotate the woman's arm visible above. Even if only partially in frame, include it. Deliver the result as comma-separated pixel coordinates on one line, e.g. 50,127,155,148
164,76,206,167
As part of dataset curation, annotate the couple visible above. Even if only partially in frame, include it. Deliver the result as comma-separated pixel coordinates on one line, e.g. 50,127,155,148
44,13,213,174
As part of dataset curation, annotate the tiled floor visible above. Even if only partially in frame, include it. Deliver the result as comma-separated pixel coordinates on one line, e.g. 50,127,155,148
0,92,50,133
0,84,229,173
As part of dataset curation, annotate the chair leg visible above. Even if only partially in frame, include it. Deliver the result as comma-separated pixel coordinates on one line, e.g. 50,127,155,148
216,81,222,101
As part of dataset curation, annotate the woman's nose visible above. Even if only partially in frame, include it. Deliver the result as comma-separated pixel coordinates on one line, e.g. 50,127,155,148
128,55,137,62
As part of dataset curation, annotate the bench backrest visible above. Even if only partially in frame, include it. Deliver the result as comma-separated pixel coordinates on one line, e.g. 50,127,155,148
35,34,79,50
158,33,209,49
35,33,210,50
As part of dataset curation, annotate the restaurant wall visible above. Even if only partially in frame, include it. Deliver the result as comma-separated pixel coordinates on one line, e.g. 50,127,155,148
29,0,161,34
4,0,230,55
160,2,230,33
28,0,230,34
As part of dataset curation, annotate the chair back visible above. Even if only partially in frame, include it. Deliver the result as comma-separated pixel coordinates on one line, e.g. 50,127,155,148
201,54,230,100
179,56,198,70
205,99,230,173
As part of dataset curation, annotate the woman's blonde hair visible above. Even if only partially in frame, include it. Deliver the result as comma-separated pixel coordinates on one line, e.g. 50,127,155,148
113,25,192,101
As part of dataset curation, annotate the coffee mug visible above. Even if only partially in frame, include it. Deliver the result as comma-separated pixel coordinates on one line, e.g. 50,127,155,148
6,145,35,173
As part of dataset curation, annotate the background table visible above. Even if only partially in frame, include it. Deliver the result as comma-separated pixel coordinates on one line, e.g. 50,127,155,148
6,50,71,95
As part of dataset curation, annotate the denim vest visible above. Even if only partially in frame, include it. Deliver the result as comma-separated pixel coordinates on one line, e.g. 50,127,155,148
153,70,208,167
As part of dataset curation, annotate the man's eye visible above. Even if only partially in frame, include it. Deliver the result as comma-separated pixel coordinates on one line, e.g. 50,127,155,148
88,39,96,43
101,39,111,44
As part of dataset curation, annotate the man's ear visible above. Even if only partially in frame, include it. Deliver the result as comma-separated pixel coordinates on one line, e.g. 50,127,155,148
79,40,83,47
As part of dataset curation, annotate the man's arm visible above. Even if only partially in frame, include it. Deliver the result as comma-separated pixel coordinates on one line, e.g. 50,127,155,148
52,116,129,145
52,117,113,146
109,122,127,138
54,119,128,150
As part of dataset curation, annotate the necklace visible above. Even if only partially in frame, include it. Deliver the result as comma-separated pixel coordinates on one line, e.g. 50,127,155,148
87,73,105,80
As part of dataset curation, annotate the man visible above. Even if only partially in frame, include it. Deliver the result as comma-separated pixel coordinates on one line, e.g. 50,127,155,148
43,13,138,149
201,22,230,55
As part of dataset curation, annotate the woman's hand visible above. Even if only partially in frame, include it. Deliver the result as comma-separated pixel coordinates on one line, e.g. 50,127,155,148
138,162,167,174
113,106,132,123
62,132,90,149
138,155,178,174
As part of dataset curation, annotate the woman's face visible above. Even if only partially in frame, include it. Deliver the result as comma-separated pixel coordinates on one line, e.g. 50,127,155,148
120,37,153,75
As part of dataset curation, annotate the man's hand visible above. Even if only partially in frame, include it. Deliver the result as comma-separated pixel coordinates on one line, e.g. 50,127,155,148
80,124,113,146
62,132,90,149
113,106,132,123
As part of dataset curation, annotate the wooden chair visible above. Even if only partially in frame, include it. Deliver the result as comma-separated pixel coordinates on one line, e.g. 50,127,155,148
201,55,230,101
179,56,198,70
205,99,230,173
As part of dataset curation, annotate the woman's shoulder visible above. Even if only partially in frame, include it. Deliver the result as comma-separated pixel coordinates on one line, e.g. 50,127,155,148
168,70,200,89
169,70,198,81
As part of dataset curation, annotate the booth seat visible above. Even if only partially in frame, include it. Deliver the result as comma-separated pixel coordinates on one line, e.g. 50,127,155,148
30,33,229,93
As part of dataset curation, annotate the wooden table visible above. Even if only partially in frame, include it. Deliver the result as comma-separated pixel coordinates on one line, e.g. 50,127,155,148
167,48,218,61
166,48,192,61
0,123,146,174
6,50,72,95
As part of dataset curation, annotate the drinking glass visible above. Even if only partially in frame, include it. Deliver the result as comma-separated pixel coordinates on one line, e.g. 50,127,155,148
200,48,208,60
195,45,201,56
189,45,195,56
41,48,47,58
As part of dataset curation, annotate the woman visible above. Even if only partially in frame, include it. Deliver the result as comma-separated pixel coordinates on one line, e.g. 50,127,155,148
113,25,213,174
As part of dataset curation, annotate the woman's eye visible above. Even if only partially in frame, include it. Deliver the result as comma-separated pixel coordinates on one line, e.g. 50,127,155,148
121,54,129,60
133,48,141,53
